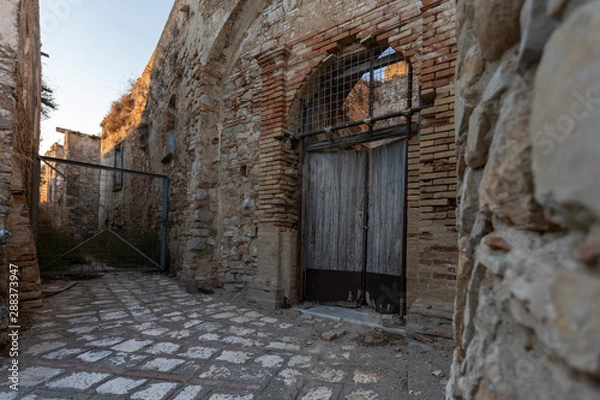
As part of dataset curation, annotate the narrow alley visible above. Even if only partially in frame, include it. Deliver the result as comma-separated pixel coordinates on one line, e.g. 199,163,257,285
0,272,451,399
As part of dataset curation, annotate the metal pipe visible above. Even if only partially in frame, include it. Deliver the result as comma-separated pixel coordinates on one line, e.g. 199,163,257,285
368,47,375,131
297,105,430,139
39,155,169,179
400,61,414,317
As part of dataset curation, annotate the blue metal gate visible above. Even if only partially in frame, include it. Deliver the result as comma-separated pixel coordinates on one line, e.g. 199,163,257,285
35,156,169,275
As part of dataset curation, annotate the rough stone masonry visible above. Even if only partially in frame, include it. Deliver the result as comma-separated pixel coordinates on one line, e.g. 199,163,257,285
0,0,43,352
448,0,600,399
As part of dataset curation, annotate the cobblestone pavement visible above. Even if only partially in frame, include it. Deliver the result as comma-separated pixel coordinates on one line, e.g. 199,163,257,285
1,272,451,399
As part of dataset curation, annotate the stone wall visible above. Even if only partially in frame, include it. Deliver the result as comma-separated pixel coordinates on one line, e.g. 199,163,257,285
99,57,167,262
449,0,600,398
102,0,458,336
0,0,42,351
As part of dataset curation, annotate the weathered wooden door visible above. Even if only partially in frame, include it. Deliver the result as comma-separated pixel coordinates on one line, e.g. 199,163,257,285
365,139,406,313
303,139,406,314
303,150,368,303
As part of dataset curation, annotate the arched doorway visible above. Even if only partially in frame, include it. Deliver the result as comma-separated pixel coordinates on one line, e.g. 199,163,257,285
298,43,419,315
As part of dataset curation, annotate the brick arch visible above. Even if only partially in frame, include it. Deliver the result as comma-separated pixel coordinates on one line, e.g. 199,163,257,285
204,0,270,82
249,1,458,323
249,20,423,309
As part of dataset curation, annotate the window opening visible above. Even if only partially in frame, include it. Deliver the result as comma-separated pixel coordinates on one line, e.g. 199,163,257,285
113,144,123,191
162,95,176,163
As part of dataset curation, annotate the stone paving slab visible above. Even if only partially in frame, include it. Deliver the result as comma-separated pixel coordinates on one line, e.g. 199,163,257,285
294,306,406,335
0,272,451,399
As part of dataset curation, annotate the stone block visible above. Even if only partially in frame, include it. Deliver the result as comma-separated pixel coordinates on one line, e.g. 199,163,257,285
458,45,485,92
191,228,213,237
186,238,206,252
518,0,557,70
531,1,600,229
185,279,199,294
458,167,483,236
454,86,474,140
480,80,553,231
474,0,525,61
512,250,600,377
465,105,492,168
483,236,511,252
193,209,214,222
481,54,517,104
321,331,338,342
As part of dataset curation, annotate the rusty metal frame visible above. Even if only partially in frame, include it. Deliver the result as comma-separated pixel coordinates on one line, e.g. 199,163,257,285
295,44,427,141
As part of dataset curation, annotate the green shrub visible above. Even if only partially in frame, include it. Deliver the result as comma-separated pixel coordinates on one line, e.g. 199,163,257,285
36,226,88,271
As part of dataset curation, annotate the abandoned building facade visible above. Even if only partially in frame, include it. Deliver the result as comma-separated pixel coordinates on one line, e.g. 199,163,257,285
39,129,101,242
100,0,458,335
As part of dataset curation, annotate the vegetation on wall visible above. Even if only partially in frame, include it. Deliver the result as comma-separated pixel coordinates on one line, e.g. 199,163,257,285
101,92,136,134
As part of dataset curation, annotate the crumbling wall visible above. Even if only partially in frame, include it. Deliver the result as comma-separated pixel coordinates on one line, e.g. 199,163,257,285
449,0,600,398
61,132,101,241
0,0,42,351
218,54,262,289
99,59,164,255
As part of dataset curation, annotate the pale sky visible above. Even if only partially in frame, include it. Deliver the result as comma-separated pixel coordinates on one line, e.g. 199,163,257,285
40,0,175,153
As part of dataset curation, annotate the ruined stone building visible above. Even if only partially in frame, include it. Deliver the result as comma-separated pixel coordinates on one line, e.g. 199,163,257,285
39,128,101,241
101,0,458,336
2,0,598,397
0,0,43,348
